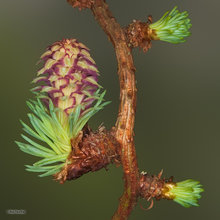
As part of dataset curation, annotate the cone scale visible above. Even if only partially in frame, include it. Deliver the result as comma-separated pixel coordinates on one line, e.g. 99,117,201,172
34,39,100,115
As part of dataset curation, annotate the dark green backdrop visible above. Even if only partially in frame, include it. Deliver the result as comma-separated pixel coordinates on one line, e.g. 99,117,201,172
1,0,219,219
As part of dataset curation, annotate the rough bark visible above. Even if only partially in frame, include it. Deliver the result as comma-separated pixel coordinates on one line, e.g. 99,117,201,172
67,1,153,219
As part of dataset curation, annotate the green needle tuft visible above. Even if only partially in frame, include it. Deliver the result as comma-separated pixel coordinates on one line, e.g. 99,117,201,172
149,6,192,44
163,179,204,207
16,93,109,177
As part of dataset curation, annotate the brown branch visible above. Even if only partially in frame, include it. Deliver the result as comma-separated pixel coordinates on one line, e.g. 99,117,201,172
90,1,139,219
67,0,153,219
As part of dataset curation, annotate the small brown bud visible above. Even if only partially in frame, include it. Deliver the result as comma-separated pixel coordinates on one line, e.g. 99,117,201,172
67,0,94,10
125,17,153,52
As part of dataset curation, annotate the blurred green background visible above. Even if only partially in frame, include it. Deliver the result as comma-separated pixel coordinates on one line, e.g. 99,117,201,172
1,0,219,219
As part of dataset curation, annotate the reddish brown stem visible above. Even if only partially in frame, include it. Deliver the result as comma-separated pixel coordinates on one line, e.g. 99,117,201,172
67,0,139,219
90,1,139,219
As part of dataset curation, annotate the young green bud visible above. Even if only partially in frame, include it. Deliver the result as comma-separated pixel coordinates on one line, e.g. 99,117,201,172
139,172,203,209
149,6,192,44
162,179,204,207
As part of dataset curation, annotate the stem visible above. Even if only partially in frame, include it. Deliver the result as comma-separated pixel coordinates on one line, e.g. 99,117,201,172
90,1,139,219
67,1,139,219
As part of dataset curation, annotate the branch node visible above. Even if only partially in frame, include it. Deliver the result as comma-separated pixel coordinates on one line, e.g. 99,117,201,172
54,127,121,183
125,16,154,52
139,171,204,208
